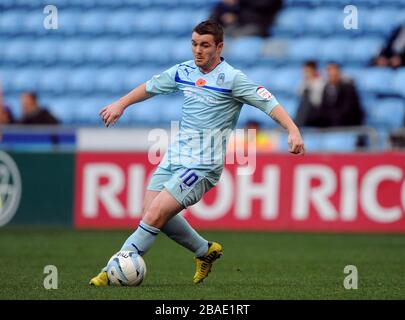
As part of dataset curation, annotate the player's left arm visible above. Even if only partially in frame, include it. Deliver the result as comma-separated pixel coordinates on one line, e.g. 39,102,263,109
269,104,305,155
232,70,305,155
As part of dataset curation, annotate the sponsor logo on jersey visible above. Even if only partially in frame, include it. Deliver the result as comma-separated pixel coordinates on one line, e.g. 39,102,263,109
256,86,273,100
183,88,218,105
196,78,206,86
216,73,225,85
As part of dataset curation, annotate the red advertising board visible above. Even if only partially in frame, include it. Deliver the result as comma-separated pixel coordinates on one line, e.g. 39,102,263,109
75,152,405,232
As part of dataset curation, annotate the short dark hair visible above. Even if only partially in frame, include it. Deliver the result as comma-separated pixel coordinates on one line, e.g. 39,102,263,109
193,20,224,45
24,91,38,101
326,61,341,68
303,60,318,69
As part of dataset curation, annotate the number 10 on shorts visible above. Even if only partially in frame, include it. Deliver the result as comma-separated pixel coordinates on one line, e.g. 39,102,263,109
180,169,199,187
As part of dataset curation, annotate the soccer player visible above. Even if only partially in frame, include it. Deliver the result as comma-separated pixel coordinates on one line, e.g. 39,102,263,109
90,20,305,286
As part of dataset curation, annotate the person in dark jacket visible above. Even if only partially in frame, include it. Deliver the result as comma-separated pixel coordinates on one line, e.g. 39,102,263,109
20,92,59,125
321,63,364,127
209,0,241,31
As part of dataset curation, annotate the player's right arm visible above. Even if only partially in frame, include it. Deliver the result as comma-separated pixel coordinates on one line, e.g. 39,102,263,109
100,64,179,127
100,83,153,127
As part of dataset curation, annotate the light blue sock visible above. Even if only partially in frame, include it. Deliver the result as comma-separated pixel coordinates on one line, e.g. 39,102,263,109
162,214,209,257
120,220,160,256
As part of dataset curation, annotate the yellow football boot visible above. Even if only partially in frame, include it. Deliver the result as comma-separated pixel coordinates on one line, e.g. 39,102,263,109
89,271,109,286
193,242,223,284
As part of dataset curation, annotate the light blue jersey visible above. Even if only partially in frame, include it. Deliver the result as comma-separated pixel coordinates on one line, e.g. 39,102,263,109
145,58,279,207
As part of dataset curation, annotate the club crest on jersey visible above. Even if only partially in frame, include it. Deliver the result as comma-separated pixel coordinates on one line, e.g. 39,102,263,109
216,73,225,85
196,78,206,86
256,86,273,100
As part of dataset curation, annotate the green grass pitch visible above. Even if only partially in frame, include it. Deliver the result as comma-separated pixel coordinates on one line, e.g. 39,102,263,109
1,227,404,300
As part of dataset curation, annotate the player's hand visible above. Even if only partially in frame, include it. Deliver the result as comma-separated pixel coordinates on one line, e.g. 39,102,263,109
288,130,305,155
99,102,125,127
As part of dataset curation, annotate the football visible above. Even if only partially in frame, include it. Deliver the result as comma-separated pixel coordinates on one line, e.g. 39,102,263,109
106,251,146,286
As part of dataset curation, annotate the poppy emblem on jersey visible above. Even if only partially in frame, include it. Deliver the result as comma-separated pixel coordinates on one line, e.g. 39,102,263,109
256,86,273,100
196,78,206,86
216,73,225,85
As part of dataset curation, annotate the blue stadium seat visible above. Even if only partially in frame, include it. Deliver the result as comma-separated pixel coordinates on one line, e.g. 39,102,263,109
0,10,26,35
272,9,309,36
0,69,15,93
77,11,109,35
38,68,69,95
365,98,405,129
142,38,177,65
300,133,323,152
226,37,264,65
104,10,139,35
30,40,60,65
365,9,403,36
322,132,358,151
57,40,86,65
305,9,342,36
300,131,359,152
75,98,107,124
132,10,163,35
245,68,273,87
357,68,395,96
94,68,127,94
267,68,301,96
86,40,115,64
22,10,47,35
127,96,164,125
287,38,322,63
161,10,196,35
318,38,351,64
66,68,98,94
113,39,144,65
346,38,383,63
170,38,193,62
10,69,41,92
3,41,32,65
57,10,81,36
14,0,49,8
393,69,405,97
122,67,160,92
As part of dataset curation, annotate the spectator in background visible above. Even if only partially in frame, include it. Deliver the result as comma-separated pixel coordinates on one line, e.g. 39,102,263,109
295,60,326,127
210,0,283,37
321,62,364,127
209,0,241,37
372,24,405,68
0,85,14,125
19,92,59,125
237,0,283,37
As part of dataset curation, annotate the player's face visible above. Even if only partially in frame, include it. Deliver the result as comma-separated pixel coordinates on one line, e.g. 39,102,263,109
191,32,223,71
326,64,341,84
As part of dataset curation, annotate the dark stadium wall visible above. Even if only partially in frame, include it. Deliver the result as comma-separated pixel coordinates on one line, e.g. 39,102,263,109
7,152,74,226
